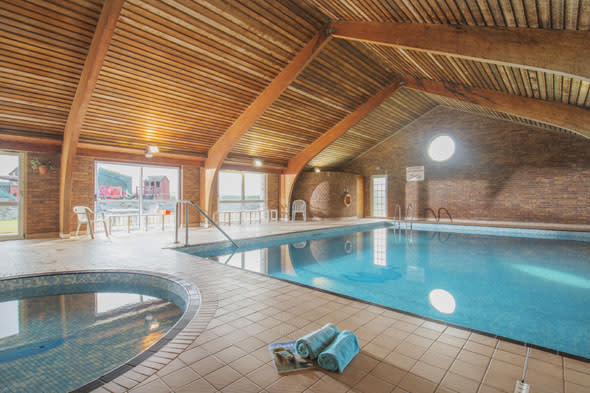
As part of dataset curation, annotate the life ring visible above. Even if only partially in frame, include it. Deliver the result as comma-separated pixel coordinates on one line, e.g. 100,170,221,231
343,193,352,207
344,240,353,254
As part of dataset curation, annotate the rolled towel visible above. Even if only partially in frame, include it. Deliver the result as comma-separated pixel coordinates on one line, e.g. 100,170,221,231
317,330,360,373
295,323,340,360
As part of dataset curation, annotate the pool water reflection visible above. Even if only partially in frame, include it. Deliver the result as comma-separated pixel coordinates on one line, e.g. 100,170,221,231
0,291,182,392
208,228,590,358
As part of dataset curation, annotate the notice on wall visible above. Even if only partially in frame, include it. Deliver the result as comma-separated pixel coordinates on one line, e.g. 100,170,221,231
406,166,424,182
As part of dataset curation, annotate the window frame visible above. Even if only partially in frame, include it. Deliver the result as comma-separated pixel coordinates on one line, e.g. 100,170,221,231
218,170,266,211
371,174,387,218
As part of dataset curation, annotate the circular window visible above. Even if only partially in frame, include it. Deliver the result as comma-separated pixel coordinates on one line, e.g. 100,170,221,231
428,135,455,162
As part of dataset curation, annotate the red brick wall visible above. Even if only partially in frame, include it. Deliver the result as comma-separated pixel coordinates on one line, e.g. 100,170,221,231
344,106,590,225
69,156,95,231
266,173,279,212
292,172,360,219
25,152,60,236
181,165,200,226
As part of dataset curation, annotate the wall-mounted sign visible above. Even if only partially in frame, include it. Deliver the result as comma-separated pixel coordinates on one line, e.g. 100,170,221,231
406,166,424,182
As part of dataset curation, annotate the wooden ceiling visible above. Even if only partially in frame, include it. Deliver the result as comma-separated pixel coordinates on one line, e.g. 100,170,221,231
1,0,589,171
0,0,103,140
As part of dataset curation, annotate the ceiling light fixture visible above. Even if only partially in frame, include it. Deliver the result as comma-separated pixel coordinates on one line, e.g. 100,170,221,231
314,167,321,173
253,159,263,167
145,145,158,158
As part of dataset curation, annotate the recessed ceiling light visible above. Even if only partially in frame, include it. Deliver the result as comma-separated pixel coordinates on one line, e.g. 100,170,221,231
147,145,159,153
253,159,263,167
314,167,321,173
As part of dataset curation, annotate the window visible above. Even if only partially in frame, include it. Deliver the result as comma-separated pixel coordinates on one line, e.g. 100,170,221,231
95,162,179,230
428,135,455,162
0,152,22,238
218,171,265,213
371,175,387,217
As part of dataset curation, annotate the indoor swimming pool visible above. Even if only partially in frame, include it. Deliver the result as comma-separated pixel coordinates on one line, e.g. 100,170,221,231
185,224,590,360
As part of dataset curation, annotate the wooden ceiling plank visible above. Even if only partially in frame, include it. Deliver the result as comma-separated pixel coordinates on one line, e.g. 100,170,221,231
403,77,590,137
200,29,331,215
331,20,590,81
59,0,125,237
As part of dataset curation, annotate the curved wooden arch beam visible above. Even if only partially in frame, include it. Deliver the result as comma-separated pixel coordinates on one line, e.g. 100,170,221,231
59,0,125,237
331,21,590,81
200,30,331,216
403,77,590,138
279,78,404,218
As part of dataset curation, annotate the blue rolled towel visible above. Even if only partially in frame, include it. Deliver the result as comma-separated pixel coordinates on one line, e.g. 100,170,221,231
295,323,340,360
317,330,360,373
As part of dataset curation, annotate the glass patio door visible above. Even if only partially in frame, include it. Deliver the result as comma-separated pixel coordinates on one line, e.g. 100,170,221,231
0,152,23,240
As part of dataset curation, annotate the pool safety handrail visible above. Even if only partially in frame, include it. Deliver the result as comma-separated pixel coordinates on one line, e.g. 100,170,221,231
405,203,414,230
393,204,402,228
438,207,453,224
424,207,438,223
175,200,239,248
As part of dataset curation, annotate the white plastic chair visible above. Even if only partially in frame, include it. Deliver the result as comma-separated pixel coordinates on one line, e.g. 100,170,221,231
291,200,307,221
73,206,109,239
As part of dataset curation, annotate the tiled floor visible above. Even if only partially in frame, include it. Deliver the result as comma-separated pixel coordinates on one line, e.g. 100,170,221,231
1,220,589,393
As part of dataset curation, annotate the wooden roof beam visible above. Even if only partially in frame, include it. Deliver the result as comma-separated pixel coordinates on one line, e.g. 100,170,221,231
402,77,590,138
200,29,332,216
279,77,404,218
331,21,590,81
59,0,125,237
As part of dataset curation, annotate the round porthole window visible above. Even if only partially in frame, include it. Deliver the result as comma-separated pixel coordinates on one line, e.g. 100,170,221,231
428,135,455,162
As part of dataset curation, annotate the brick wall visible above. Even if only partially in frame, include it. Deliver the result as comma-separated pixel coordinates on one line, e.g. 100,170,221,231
266,173,279,212
292,172,360,219
25,152,60,236
182,165,200,226
343,106,590,225
69,156,95,231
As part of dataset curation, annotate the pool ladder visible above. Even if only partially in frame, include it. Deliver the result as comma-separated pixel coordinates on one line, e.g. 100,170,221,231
424,207,453,224
392,203,414,230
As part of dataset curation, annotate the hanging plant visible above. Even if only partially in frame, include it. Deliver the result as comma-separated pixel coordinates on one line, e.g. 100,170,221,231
30,158,54,175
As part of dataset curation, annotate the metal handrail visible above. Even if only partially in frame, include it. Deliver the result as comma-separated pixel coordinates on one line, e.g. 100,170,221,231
175,200,239,248
424,207,438,223
405,203,414,230
393,204,402,228
437,207,453,224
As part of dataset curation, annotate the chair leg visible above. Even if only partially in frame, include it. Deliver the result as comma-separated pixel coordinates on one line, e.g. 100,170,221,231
76,223,81,238
103,220,109,237
89,221,95,239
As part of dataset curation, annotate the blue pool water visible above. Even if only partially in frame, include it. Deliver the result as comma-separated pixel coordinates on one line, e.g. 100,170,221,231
189,226,590,359
0,272,188,393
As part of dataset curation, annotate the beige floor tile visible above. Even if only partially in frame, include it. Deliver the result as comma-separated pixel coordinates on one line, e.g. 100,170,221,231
353,374,394,393
385,351,418,371
565,367,590,386
392,388,410,393
369,362,406,386
395,341,428,360
398,372,437,393
410,361,447,383
565,381,590,393
436,333,467,348
236,336,267,352
178,346,209,365
307,375,349,393
347,353,380,373
331,364,369,386
160,366,200,390
477,384,505,393
420,349,455,370
247,364,282,388
175,378,217,393
215,345,248,363
449,359,487,382
414,327,442,340
156,358,186,377
230,354,265,375
468,333,497,347
362,342,393,360
266,372,322,393
189,355,225,376
457,349,491,367
463,341,495,357
128,379,171,393
203,365,242,390
221,377,262,393
495,341,526,355
405,334,435,348
444,327,470,339
565,358,590,374
440,372,479,393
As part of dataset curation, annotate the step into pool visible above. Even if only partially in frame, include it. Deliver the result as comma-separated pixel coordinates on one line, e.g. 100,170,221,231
183,224,590,360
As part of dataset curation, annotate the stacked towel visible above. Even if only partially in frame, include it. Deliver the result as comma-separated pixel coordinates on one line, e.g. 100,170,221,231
317,330,360,373
295,323,340,360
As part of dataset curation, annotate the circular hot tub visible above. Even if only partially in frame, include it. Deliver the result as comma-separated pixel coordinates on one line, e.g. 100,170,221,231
0,270,199,393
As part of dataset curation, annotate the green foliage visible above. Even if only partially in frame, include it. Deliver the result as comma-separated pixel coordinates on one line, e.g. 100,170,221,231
30,158,54,170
